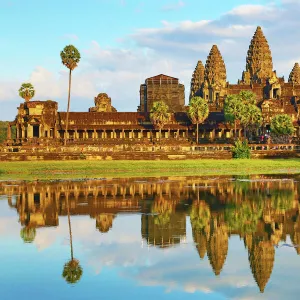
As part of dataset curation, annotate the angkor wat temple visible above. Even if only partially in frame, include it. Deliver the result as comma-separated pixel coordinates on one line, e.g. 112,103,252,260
5,26,300,145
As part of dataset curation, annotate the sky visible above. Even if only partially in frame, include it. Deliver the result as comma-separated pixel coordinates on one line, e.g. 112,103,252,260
0,0,299,120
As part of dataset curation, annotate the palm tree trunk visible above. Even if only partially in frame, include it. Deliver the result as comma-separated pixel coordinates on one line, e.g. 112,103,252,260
159,128,161,143
196,123,199,145
66,193,74,261
65,69,72,146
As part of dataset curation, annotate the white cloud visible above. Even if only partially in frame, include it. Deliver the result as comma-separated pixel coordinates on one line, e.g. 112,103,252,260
2,0,300,119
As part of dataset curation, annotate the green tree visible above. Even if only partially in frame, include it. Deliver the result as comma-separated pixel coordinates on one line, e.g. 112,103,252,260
150,101,170,141
60,45,81,145
241,105,262,139
270,114,294,136
224,94,244,138
20,226,36,243
62,192,83,284
18,83,35,102
238,90,256,105
188,97,209,144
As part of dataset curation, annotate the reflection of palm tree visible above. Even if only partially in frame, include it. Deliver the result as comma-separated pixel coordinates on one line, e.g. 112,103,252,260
62,192,83,284
151,196,173,227
20,226,36,243
190,201,211,232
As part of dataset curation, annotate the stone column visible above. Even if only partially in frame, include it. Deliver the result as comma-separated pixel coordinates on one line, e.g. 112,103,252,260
168,129,170,139
131,130,134,139
94,129,97,139
21,126,25,139
27,125,33,138
84,129,87,139
122,129,125,139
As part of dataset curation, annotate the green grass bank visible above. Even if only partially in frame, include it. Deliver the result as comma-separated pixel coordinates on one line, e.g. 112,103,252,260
0,159,300,181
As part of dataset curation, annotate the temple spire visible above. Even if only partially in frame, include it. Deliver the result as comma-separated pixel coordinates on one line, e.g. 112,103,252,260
242,26,273,84
190,60,205,100
288,63,300,85
204,45,227,87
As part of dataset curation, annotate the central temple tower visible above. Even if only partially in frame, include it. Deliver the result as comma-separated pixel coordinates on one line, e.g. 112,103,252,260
241,26,273,84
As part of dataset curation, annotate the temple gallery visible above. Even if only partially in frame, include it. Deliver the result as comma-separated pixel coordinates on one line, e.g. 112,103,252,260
5,26,300,145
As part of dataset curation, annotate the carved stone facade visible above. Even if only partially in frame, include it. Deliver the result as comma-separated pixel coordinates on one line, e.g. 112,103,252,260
138,74,185,113
89,93,117,113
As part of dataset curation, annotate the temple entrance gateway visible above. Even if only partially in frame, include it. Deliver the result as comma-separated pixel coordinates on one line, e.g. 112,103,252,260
33,125,39,138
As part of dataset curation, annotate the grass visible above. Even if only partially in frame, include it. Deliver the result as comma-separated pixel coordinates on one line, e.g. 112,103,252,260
0,159,300,181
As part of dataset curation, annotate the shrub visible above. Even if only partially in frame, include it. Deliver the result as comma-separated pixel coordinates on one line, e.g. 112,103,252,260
232,139,251,159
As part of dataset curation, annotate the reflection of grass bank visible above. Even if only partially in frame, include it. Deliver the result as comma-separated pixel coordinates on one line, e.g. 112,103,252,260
0,159,300,180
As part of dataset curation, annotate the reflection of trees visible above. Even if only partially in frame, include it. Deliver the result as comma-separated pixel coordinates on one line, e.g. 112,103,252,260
190,201,211,232
151,196,174,227
62,192,83,284
270,189,294,211
20,226,36,243
225,202,263,234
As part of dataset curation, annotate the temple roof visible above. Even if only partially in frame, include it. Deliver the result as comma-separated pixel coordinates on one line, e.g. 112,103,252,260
145,74,179,81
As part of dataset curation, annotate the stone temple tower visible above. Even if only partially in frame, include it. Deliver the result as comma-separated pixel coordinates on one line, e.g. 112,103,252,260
202,45,227,108
242,26,273,84
288,63,300,85
189,60,205,100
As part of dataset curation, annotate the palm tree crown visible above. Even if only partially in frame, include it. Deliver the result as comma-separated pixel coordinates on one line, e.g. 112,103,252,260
188,97,209,144
150,101,170,130
18,83,35,102
62,259,83,284
60,45,81,71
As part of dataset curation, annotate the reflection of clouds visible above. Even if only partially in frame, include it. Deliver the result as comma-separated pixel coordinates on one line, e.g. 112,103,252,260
2,198,300,299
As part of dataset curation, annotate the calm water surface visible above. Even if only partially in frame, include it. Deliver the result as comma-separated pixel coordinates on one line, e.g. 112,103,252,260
1,175,300,300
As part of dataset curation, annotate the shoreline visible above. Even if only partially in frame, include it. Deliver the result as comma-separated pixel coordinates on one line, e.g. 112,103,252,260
1,159,300,181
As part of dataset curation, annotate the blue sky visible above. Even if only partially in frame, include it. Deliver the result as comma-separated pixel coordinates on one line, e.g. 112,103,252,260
0,0,297,119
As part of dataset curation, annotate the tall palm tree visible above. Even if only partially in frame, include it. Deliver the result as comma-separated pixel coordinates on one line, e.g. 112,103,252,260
60,45,81,145
18,83,35,102
188,97,209,144
149,101,170,142
62,191,83,284
241,105,262,139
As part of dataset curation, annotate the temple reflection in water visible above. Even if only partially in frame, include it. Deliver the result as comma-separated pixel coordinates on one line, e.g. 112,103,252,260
1,176,300,293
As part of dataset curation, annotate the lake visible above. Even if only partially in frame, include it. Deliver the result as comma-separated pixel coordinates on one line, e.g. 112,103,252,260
0,175,299,299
